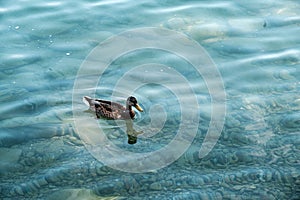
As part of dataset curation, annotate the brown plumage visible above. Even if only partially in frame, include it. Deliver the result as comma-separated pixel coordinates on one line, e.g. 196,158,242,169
83,96,143,120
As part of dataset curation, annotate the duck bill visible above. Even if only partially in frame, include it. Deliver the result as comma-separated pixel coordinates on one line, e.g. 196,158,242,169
134,104,143,112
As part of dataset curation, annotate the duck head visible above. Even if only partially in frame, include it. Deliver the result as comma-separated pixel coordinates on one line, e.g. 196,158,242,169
126,96,143,112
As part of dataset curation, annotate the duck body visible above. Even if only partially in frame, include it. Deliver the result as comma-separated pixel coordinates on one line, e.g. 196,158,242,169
83,96,143,120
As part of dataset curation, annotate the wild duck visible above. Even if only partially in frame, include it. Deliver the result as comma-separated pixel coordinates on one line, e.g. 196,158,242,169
83,96,143,120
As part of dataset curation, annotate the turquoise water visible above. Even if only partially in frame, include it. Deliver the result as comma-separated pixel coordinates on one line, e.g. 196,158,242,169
1,0,300,199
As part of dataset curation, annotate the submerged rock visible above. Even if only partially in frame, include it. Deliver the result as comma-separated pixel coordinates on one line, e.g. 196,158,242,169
0,148,22,174
46,189,121,200
163,17,190,30
149,182,162,191
280,112,300,129
188,22,227,41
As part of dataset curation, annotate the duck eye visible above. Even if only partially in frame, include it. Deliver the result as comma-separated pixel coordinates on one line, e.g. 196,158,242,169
129,97,137,103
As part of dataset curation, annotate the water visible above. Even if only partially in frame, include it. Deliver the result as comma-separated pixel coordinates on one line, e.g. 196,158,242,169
1,0,300,199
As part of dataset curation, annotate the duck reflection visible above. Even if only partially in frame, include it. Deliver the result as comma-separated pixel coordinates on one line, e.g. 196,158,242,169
125,119,143,144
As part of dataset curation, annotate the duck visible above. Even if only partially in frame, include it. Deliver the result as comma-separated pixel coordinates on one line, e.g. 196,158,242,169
83,96,143,120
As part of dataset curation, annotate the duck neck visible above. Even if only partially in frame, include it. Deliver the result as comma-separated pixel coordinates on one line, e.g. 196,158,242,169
126,104,132,111
126,104,135,119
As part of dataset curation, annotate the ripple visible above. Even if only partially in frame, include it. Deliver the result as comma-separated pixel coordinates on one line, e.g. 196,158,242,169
1,53,42,69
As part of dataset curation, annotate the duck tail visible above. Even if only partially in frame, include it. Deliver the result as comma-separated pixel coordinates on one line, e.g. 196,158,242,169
83,96,93,107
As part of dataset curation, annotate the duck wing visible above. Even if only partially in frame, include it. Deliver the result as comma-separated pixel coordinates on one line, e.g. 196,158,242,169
95,99,126,119
95,99,125,110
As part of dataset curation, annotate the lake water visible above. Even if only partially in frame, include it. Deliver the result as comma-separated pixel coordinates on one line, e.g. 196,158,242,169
1,0,300,199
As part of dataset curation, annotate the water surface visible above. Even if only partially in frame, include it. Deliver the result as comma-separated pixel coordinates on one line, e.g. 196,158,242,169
1,0,299,199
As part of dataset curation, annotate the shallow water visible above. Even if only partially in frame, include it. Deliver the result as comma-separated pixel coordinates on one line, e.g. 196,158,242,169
1,0,300,199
